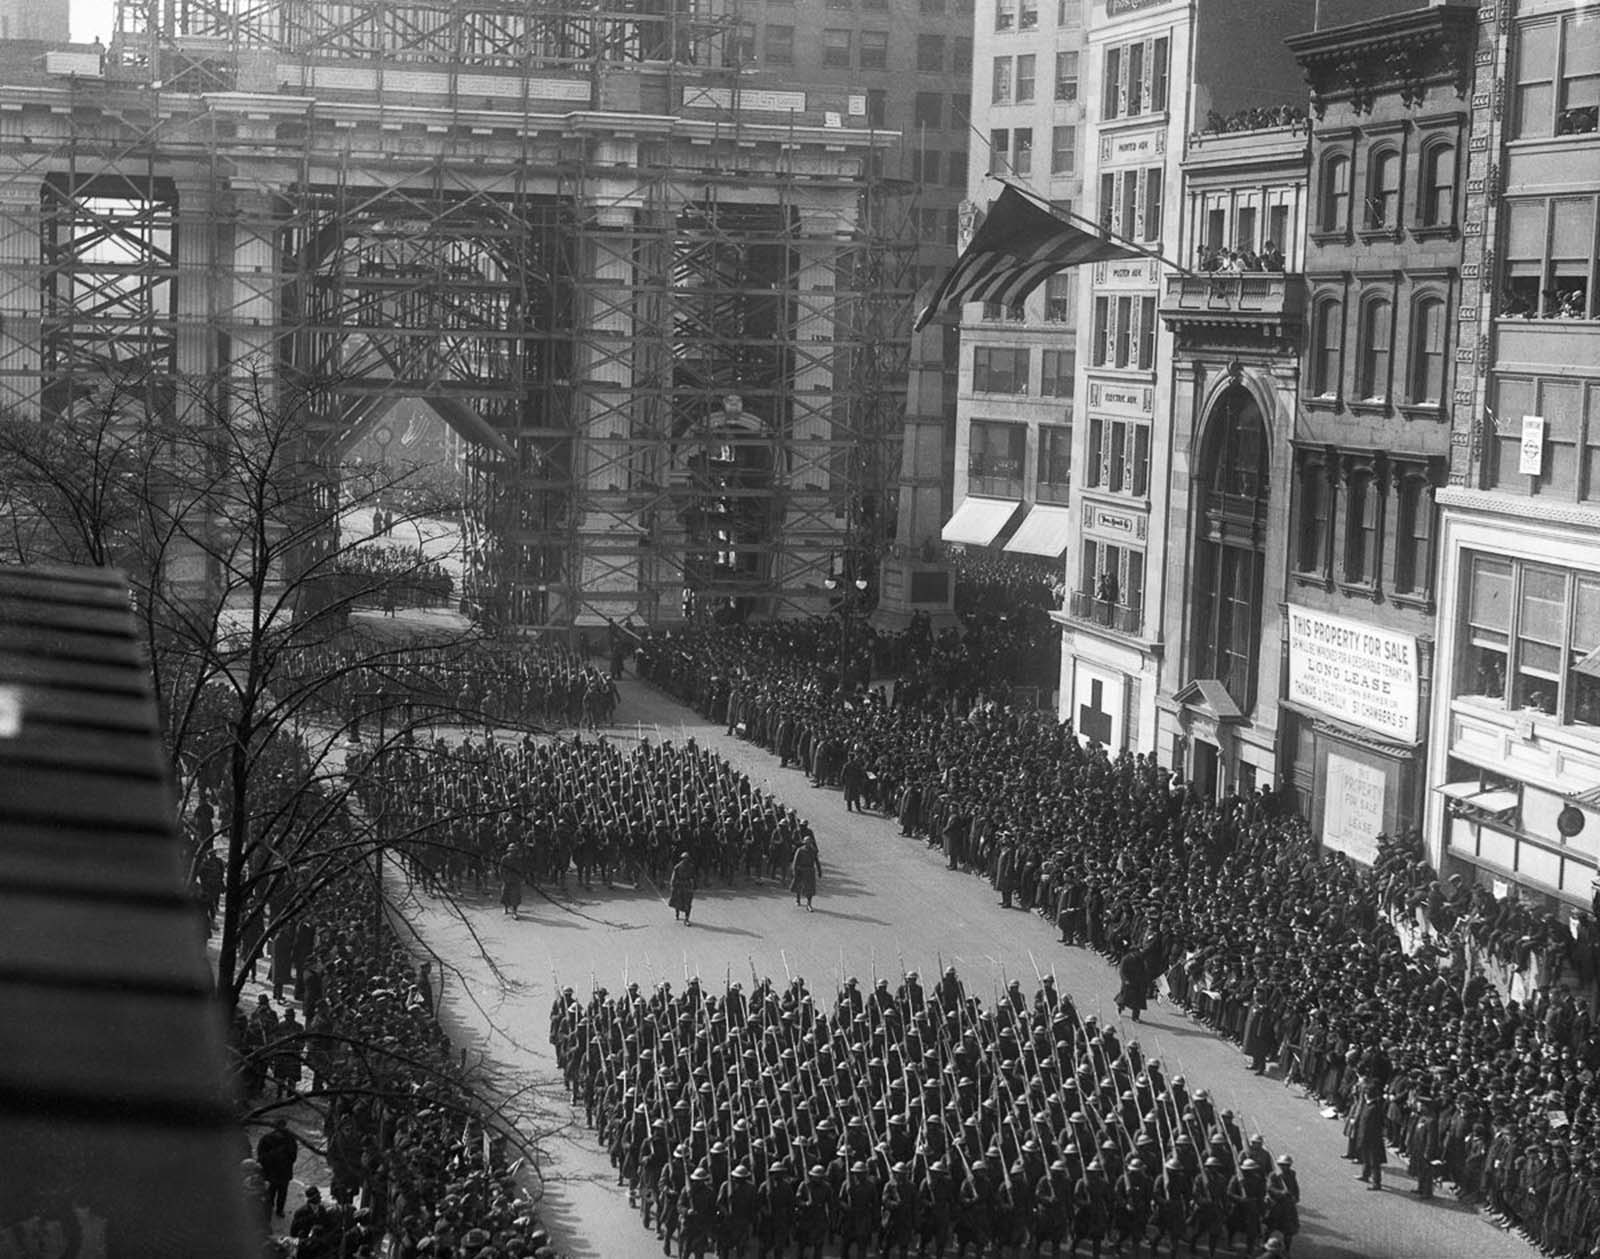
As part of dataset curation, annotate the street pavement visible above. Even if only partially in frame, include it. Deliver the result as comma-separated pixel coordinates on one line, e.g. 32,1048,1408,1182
402,669,1538,1259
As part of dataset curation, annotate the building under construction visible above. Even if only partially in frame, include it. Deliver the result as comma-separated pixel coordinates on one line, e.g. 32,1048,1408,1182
0,0,917,628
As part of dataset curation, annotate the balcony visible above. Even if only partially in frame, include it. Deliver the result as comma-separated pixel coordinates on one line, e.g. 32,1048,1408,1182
1066,589,1142,635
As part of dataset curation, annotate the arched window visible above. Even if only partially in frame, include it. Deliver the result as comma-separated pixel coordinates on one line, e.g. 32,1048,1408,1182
1408,296,1447,404
1365,148,1400,228
1422,142,1456,227
1358,297,1392,402
1320,153,1350,231
1312,297,1343,397
1190,386,1269,712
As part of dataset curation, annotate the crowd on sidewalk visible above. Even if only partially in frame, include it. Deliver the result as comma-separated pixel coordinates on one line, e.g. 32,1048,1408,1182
557,966,1303,1259
636,626,1600,1257
235,864,560,1259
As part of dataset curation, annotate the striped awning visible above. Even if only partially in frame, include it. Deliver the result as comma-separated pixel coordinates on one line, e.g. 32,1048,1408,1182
941,497,1022,547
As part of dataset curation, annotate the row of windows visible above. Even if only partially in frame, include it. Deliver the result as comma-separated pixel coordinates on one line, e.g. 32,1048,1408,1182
907,148,970,189
988,125,1080,177
912,91,971,132
1294,451,1438,600
965,420,1072,499
1459,555,1600,729
1098,166,1164,243
1102,36,1170,121
970,345,1075,396
1086,416,1150,497
980,272,1077,325
1079,540,1145,632
1485,375,1600,504
1307,289,1449,409
993,0,1083,29
1090,294,1158,371
1316,137,1457,236
737,26,973,70
992,51,1079,105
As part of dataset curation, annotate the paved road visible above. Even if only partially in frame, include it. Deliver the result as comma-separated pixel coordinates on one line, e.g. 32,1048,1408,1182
404,670,1535,1259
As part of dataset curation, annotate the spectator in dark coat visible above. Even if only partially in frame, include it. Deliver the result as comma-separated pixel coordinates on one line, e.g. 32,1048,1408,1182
255,1119,298,1218
1354,1085,1389,1189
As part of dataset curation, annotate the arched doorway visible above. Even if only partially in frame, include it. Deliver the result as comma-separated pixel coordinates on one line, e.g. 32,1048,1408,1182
1189,384,1270,713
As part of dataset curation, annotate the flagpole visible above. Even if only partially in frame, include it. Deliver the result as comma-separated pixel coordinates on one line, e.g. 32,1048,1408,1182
995,176,1202,279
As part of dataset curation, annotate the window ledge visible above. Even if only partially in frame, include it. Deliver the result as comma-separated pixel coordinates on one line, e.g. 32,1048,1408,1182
1291,571,1334,592
1301,394,1340,412
1337,581,1381,601
1410,223,1457,243
1100,109,1169,132
1308,228,1350,247
1357,226,1402,244
1398,403,1445,422
1349,399,1391,418
1390,591,1435,614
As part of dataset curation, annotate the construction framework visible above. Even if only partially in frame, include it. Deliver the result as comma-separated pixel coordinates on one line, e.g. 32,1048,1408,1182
0,0,918,628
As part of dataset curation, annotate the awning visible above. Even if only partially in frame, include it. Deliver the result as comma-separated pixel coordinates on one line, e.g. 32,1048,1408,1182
1173,678,1245,722
1004,504,1076,558
941,497,1021,547
1434,781,1481,801
1435,781,1520,817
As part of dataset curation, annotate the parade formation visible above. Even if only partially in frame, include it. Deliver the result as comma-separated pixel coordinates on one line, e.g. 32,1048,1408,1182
554,966,1301,1259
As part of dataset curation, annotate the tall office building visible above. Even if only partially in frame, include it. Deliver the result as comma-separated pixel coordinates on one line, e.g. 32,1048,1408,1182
939,0,1091,574
1427,0,1600,913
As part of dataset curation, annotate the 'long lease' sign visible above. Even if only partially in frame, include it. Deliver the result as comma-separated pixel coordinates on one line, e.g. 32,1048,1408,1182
1286,604,1419,743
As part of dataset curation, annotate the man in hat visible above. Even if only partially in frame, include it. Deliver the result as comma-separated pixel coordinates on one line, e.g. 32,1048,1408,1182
717,1161,760,1258
255,1117,299,1218
790,835,822,913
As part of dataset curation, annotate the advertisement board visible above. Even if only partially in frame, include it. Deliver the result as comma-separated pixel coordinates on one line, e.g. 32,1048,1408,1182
1286,604,1419,742
1321,751,1387,863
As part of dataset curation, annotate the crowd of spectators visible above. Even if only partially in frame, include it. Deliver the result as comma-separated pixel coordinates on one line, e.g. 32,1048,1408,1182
1196,242,1287,274
350,731,818,895
1198,104,1308,135
637,641,1600,1255
330,543,455,610
224,742,560,1258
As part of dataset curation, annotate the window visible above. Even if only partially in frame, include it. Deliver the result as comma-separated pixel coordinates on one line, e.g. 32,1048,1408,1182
1126,41,1144,116
914,92,943,130
1236,206,1257,253
1319,153,1350,232
995,0,1015,30
1514,14,1600,139
1044,273,1074,322
1114,295,1133,367
1142,168,1163,241
918,34,945,72
1103,46,1121,118
1312,298,1342,398
954,38,972,74
972,346,1029,393
968,420,1027,496
1342,465,1380,586
1051,125,1078,175
728,21,756,63
993,57,1013,104
1295,455,1331,576
952,93,971,126
911,149,941,184
1364,149,1400,229
981,299,1025,322
1422,142,1457,227
866,89,888,127
1408,296,1447,405
1150,37,1169,111
1268,204,1290,260
1017,54,1036,102
1191,387,1270,710
1087,417,1149,496
1019,0,1037,28
1038,426,1072,504
764,24,794,64
1055,51,1079,102
1091,296,1109,366
860,30,888,69
1461,555,1512,702
948,153,968,188
822,28,851,66
990,129,1010,174
1137,295,1157,369
1058,0,1081,26
1080,540,1145,631
1393,471,1434,598
1357,297,1392,403
1502,194,1597,319
1041,348,1075,397
1013,128,1033,176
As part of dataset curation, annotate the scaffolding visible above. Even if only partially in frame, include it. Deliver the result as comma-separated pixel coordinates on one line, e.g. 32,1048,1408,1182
0,0,918,628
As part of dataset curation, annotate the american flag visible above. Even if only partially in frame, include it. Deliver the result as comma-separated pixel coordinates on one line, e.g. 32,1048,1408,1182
915,185,1141,331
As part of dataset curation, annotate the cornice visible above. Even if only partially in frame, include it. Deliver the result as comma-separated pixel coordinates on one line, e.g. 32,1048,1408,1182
1287,6,1478,120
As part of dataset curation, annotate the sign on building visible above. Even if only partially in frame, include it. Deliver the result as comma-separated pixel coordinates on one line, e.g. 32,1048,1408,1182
1321,752,1387,864
1286,604,1420,743
1519,415,1545,476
